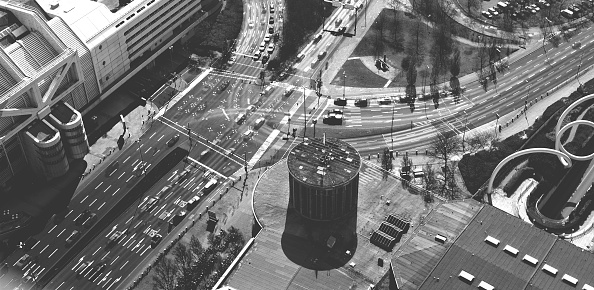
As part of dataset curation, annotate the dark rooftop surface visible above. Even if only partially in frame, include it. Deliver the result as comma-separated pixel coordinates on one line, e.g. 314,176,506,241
392,200,482,290
287,137,361,187
419,205,594,290
26,119,56,142
51,101,76,123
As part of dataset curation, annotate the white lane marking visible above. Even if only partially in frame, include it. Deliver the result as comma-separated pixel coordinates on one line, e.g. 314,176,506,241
98,202,106,210
126,175,134,182
112,188,120,196
89,198,97,207
120,261,129,270
94,182,103,190
157,135,164,141
48,248,58,258
39,244,48,254
118,172,125,179
123,156,131,163
104,185,112,192
57,228,65,238
48,225,57,233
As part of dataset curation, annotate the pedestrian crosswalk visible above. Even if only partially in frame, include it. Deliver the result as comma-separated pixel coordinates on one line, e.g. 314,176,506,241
359,162,385,186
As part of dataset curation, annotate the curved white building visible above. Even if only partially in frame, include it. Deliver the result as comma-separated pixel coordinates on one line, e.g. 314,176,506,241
0,0,221,184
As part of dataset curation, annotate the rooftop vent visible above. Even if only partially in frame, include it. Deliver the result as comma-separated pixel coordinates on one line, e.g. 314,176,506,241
435,234,446,243
562,274,578,286
542,264,558,276
484,235,500,247
458,270,474,283
503,245,519,256
478,281,495,290
522,254,538,266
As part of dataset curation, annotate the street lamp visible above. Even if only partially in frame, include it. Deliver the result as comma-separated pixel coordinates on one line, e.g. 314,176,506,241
168,46,174,68
343,72,346,99
303,86,307,137
287,117,291,137
462,110,468,152
495,113,500,137
390,96,395,151
312,119,317,138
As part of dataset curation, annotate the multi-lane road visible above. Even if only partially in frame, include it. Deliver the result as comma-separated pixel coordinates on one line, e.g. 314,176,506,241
2,0,594,289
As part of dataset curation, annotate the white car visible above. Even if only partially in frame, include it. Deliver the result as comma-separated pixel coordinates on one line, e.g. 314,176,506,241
267,43,275,54
264,34,271,43
248,21,254,29
259,41,266,52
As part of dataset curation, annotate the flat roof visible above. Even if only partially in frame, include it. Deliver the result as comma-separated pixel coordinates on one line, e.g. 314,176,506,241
419,205,594,290
50,101,75,123
287,137,361,187
392,200,482,290
26,119,56,141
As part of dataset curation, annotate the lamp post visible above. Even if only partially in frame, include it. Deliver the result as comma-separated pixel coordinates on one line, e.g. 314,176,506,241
343,72,346,99
462,110,468,152
312,119,317,138
495,113,500,138
287,117,291,137
303,86,307,137
575,45,586,88
168,46,174,69
390,96,395,151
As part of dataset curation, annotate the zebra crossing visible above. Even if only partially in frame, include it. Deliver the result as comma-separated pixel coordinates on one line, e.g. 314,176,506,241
345,107,362,127
359,162,384,186
430,110,475,136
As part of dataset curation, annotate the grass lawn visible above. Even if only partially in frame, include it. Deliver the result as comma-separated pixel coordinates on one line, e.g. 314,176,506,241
340,9,508,87
331,58,391,88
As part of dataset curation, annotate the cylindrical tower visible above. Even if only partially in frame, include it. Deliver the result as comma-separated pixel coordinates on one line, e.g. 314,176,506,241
287,137,361,221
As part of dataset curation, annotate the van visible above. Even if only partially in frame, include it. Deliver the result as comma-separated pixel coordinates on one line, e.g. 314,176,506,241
203,178,219,194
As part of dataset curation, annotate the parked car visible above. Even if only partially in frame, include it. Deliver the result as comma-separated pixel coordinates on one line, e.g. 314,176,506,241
235,113,247,125
15,254,30,268
253,51,261,61
151,234,163,248
243,130,255,140
254,117,265,130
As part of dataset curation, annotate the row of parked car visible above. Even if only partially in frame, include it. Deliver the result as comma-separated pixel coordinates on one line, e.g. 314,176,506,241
481,0,551,20
561,1,593,19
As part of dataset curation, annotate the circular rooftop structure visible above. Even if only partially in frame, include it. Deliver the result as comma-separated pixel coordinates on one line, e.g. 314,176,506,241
287,137,361,221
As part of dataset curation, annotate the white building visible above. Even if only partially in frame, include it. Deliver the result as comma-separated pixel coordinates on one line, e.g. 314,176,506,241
0,0,221,185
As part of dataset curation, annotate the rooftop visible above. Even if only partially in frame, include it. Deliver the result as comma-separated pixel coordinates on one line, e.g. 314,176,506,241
391,200,482,290
50,101,76,123
287,137,361,187
26,119,56,142
418,205,594,290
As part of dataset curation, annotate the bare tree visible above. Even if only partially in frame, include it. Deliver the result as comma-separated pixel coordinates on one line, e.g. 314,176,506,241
381,148,393,179
428,132,461,197
423,164,438,191
467,130,498,153
153,257,178,290
173,243,194,271
189,234,204,258
465,0,481,17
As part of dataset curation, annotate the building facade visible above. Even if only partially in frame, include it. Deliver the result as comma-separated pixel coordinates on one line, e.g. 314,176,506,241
0,0,221,185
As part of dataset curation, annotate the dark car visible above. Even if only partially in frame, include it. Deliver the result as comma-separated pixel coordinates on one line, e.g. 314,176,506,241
354,99,368,107
218,81,231,92
167,134,180,147
262,54,270,64
75,210,91,226
379,98,392,105
88,263,106,281
151,234,163,248
323,114,343,125
82,213,97,229
334,97,347,106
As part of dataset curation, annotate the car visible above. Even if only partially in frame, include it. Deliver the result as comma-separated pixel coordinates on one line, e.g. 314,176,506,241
481,11,491,17
167,134,180,147
268,25,274,33
15,254,30,268
267,44,275,54
203,178,219,194
354,99,368,107
75,261,92,275
88,263,106,281
82,213,97,229
247,105,256,113
284,86,295,97
313,33,323,43
243,130,255,140
200,148,211,160
219,81,231,92
259,42,266,52
75,210,91,226
178,169,191,183
108,230,125,245
253,51,261,61
379,98,392,105
158,185,172,196
264,34,271,43
573,42,582,49
269,16,274,24
227,55,237,64
151,234,163,248
226,147,236,156
248,21,254,29
329,109,344,115
254,117,265,130
235,113,247,125
65,230,81,247
334,97,347,106
140,197,160,212
323,114,343,125
337,26,346,34
262,54,270,64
